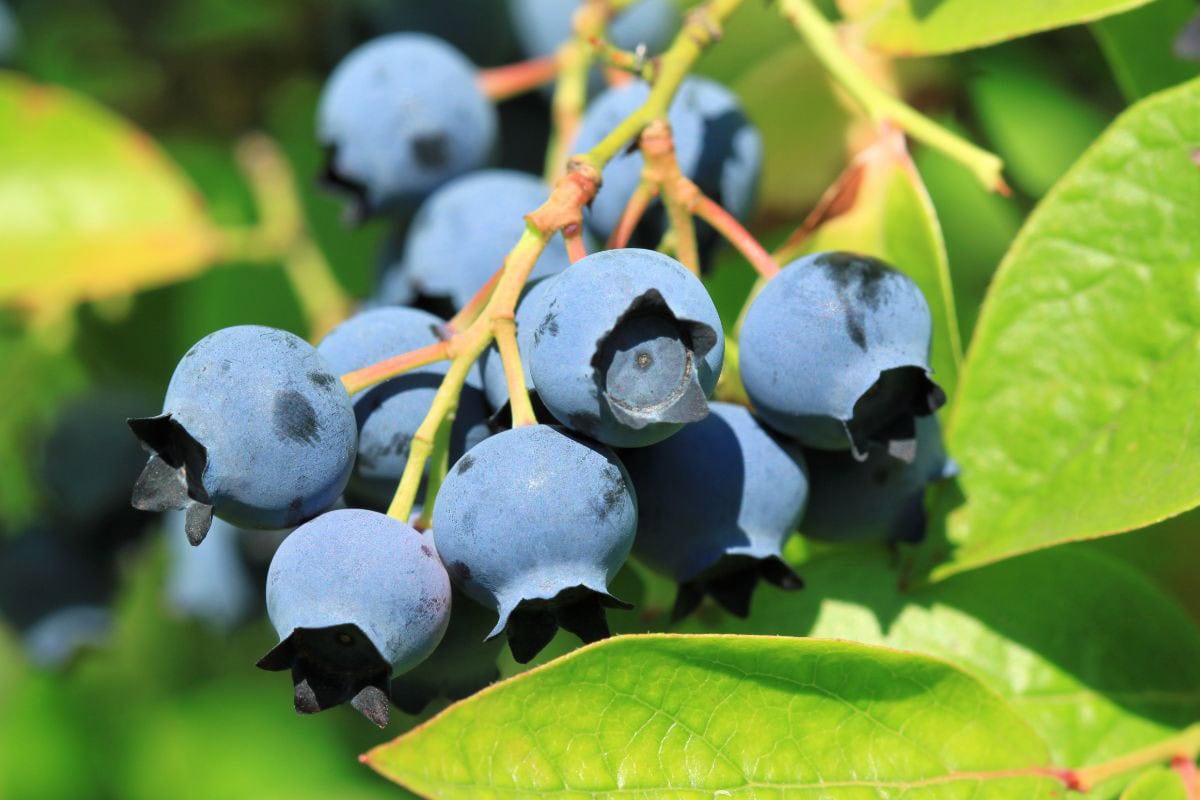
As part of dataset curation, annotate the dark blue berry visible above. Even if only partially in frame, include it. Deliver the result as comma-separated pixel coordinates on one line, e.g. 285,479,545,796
800,415,958,543
317,307,490,511
528,249,724,447
317,33,497,219
739,251,946,460
258,509,451,727
129,326,357,544
432,425,637,663
621,402,808,619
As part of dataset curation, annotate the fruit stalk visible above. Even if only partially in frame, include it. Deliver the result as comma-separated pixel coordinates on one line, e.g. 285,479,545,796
778,0,1007,192
340,340,452,396
607,181,657,248
692,194,780,278
379,0,749,523
641,120,701,274
477,55,560,101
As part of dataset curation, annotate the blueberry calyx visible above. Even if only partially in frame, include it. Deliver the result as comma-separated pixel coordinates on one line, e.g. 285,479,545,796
256,623,394,728
845,367,947,463
671,555,803,621
128,414,213,545
591,289,717,430
318,144,371,225
497,585,632,664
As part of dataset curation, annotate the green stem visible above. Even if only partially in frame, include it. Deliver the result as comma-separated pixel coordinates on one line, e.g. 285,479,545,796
415,411,456,530
778,0,1006,192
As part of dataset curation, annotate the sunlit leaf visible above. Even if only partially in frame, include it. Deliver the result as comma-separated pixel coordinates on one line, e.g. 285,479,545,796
839,0,1155,56
367,634,1063,799
680,546,1200,797
0,72,219,318
939,76,1200,578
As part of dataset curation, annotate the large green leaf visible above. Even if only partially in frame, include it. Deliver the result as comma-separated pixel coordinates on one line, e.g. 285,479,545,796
0,72,219,318
938,76,1200,578
678,547,1200,796
367,634,1064,798
776,127,962,396
838,0,1155,56
1093,0,1200,102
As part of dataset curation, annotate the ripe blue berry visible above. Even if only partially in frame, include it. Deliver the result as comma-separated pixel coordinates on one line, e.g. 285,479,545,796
258,509,451,727
0,2,17,62
317,33,497,219
381,170,582,310
163,512,255,633
621,402,808,619
801,415,957,543
573,77,762,248
528,249,724,448
508,0,678,93
739,251,946,460
388,587,504,714
24,606,112,670
129,326,357,545
432,425,637,663
317,307,490,510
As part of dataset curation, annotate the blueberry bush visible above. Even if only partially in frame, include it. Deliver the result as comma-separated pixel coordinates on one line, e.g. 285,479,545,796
2,0,1200,797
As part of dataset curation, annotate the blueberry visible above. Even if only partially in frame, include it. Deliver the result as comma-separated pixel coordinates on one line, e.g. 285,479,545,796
257,509,451,727
432,425,637,663
317,33,497,219
380,170,585,311
739,251,947,460
479,277,556,413
0,2,18,62
527,248,724,447
620,402,808,619
317,307,490,511
163,511,255,633
128,325,357,545
388,587,504,714
41,389,155,526
0,530,111,633
23,606,112,670
573,77,762,250
508,0,678,94
800,415,958,543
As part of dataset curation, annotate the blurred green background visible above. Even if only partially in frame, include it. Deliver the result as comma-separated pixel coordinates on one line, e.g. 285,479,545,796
1,0,1197,797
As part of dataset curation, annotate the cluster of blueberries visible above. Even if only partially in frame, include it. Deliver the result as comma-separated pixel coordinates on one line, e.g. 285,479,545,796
120,4,955,728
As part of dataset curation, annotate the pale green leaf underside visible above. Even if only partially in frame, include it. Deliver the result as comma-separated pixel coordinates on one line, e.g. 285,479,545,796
838,0,1155,56
368,635,1060,799
940,76,1200,579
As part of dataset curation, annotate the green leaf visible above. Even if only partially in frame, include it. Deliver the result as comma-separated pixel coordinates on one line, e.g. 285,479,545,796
838,0,1156,56
731,44,851,218
1093,0,1200,102
914,117,1023,339
679,546,1200,796
0,72,219,318
968,52,1109,198
1120,767,1189,799
367,634,1063,798
777,128,962,396
938,76,1200,579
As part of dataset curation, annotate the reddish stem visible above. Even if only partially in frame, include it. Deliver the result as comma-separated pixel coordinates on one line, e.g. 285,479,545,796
563,223,588,263
477,56,560,101
607,182,656,249
340,340,452,395
447,265,504,334
692,194,780,279
1173,757,1199,799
